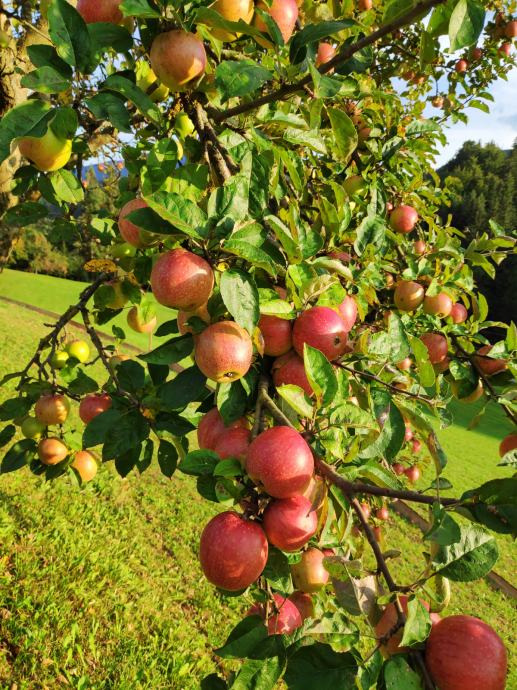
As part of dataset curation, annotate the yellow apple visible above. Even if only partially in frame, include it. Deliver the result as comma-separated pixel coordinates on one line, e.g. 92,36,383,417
135,61,170,103
17,127,72,172
209,0,254,41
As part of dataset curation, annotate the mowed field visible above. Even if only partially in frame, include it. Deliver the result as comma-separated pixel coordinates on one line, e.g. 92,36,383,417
0,270,515,689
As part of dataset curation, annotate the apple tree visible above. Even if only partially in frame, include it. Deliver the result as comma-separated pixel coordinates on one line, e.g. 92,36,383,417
0,0,516,687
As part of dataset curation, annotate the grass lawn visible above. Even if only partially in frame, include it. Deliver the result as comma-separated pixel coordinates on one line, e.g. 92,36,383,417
0,272,516,687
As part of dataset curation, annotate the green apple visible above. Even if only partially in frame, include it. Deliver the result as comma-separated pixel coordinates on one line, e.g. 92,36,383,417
17,127,72,172
112,242,137,260
21,416,46,439
51,350,70,369
65,340,90,363
174,111,195,138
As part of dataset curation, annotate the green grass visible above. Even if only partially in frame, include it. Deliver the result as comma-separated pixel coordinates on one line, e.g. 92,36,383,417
0,272,516,688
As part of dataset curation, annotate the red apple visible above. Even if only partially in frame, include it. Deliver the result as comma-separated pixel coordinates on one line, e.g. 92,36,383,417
79,393,112,425
404,465,420,483
358,0,372,10
289,591,314,620
72,450,98,481
471,47,483,60
394,281,424,311
392,462,405,476
246,426,314,498
425,615,507,690
390,205,418,233
455,59,468,73
194,321,253,383
77,0,123,24
213,427,251,464
499,432,517,457
150,30,207,91
473,345,507,376
423,292,453,318
373,526,382,542
38,437,68,465
199,511,268,590
272,351,313,396
293,306,348,361
411,438,422,453
197,407,248,450
35,394,70,426
396,357,412,371
450,302,468,324
248,593,302,635
360,502,371,520
127,306,157,334
150,248,214,311
376,506,389,521
337,296,358,332
118,198,155,248
262,495,318,552
414,239,426,255
328,250,353,263
420,332,448,364
505,20,517,37
499,42,512,57
434,356,450,374
316,42,336,68
254,0,298,44
291,548,330,592
258,315,293,356
376,595,430,655
404,423,413,442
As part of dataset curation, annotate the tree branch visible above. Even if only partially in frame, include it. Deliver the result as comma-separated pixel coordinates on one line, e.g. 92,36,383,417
336,362,434,405
211,0,446,123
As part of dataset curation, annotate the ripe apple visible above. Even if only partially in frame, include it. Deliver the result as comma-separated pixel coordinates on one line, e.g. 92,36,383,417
394,281,424,311
248,593,302,635
72,450,98,482
35,394,70,426
360,502,371,519
404,465,420,483
499,432,517,457
77,0,123,22
392,462,405,476
150,30,206,91
376,595,430,655
247,426,314,498
372,526,382,542
473,345,507,376
213,427,251,464
390,205,418,233
411,438,421,453
151,248,214,311
272,351,313,396
50,350,69,369
337,296,358,332
396,357,412,371
209,0,254,41
197,408,248,450
316,42,336,68
385,273,395,289
449,302,468,324
135,61,169,103
105,280,129,310
38,437,68,465
404,423,413,442
434,356,450,374
376,506,389,521
291,548,330,592
471,46,483,60
432,96,444,108
505,20,517,37
289,591,314,620
425,615,507,690
199,511,268,590
358,0,373,10
254,0,298,45
17,127,72,172
258,315,293,356
79,393,112,424
263,495,318,552
194,321,253,383
498,42,512,57
21,416,46,439
118,199,157,248
420,332,448,364
65,339,90,363
293,306,348,361
127,306,157,334
343,175,366,196
423,292,453,318
455,58,468,73
414,239,426,255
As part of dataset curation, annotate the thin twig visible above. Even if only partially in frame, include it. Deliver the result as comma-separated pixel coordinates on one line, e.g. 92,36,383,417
336,362,434,405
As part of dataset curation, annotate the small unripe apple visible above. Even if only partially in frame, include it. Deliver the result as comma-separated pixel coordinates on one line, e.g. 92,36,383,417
65,339,90,363
291,548,330,592
396,357,412,371
394,281,424,311
246,426,314,498
200,511,268,591
420,332,448,364
258,315,293,356
254,0,298,46
455,59,468,73
414,239,426,255
197,407,248,450
471,46,483,60
473,345,507,376
272,351,313,397
343,175,366,196
499,432,517,457
390,205,418,233
174,111,196,138
194,321,253,383
38,437,68,465
411,438,421,453
449,302,468,324
21,416,46,439
151,248,214,311
404,465,420,483
213,427,251,465
51,350,69,369
360,502,371,520
404,423,413,442
112,242,137,261
127,306,157,334
247,593,302,635
150,30,207,91
293,306,348,361
315,42,336,68
35,394,70,426
72,450,98,482
17,128,72,172
498,42,512,57
423,292,453,318
263,495,318,552
79,393,112,424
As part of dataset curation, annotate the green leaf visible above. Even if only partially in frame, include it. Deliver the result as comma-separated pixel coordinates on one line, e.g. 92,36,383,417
48,169,84,204
215,617,269,660
138,335,194,365
215,60,273,103
399,598,432,648
157,439,178,478
116,360,146,393
225,227,279,277
448,0,485,51
67,370,99,396
262,546,292,591
432,524,498,581
102,75,161,124
159,366,207,409
384,656,423,690
86,92,131,133
27,44,73,75
383,0,415,24
142,191,208,240
424,503,462,546
179,449,220,477
0,397,33,421
303,345,337,408
21,66,70,94
120,0,160,17
276,385,313,419
284,643,358,689
217,381,248,424
202,674,228,690
220,270,260,334
328,109,358,163
0,100,53,165
360,393,405,461
289,20,356,63
1,439,36,474
387,313,411,362
232,655,286,690
47,0,91,71
83,409,124,449
3,201,47,226
354,216,386,256
409,336,435,388
88,22,133,55
102,411,150,461
0,425,16,449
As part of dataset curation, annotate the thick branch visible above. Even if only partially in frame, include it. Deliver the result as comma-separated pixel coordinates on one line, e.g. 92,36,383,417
211,0,445,123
